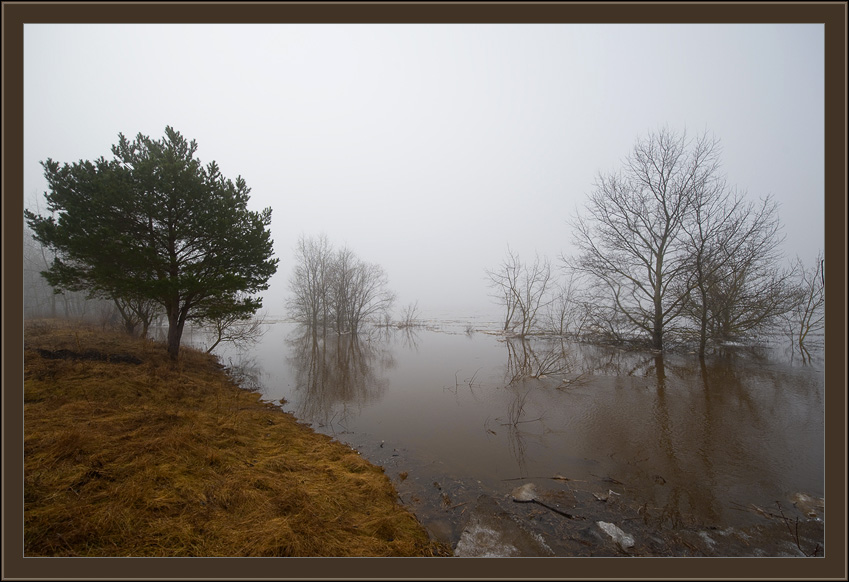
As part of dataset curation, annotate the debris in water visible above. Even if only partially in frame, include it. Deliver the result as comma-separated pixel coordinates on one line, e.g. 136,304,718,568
790,492,824,518
510,483,580,519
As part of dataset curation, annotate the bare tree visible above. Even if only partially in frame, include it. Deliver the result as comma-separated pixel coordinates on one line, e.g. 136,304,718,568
287,235,395,335
340,256,396,334
569,128,726,350
571,293,633,344
783,252,825,349
486,247,551,337
699,259,795,345
680,188,790,355
287,234,334,331
516,253,552,337
543,269,583,337
329,245,357,334
201,307,268,354
486,246,522,333
397,300,421,328
112,294,162,338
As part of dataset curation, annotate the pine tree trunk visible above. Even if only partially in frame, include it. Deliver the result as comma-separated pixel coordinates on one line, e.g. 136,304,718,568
166,305,185,360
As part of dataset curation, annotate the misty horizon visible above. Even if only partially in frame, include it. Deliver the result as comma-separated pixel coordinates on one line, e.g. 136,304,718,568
24,23,824,321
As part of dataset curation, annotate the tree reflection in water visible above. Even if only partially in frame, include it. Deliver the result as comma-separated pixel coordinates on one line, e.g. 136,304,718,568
488,336,822,527
502,337,586,385
285,325,394,432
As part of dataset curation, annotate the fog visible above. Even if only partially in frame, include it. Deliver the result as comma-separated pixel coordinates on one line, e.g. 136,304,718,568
23,23,824,320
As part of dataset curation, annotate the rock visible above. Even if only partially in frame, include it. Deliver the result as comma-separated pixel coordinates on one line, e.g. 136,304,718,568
510,483,538,502
597,521,635,550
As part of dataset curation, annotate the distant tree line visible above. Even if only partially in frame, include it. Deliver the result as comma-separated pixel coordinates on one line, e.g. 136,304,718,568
487,127,825,356
24,127,278,359
287,234,396,336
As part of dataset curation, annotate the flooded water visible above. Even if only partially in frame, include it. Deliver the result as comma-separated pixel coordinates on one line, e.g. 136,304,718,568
211,319,825,556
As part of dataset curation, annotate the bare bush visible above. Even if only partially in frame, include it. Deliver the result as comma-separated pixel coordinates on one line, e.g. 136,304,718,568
486,247,551,337
783,252,825,349
397,301,421,329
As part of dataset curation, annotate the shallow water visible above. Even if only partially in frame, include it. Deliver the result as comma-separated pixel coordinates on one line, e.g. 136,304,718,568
211,319,824,554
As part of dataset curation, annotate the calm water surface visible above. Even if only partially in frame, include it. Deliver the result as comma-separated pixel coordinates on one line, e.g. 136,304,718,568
213,320,824,535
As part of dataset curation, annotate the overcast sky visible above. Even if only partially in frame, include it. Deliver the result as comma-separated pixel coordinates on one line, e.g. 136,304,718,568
23,23,824,320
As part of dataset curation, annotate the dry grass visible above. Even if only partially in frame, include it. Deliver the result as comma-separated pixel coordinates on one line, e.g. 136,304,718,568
24,319,450,557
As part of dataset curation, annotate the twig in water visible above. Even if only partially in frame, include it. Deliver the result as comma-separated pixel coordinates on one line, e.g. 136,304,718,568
776,501,820,557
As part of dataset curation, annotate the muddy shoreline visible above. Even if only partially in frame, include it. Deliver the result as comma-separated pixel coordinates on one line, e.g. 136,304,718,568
329,431,824,557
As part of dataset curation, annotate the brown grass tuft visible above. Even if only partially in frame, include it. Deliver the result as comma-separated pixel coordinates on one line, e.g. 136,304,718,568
24,319,450,557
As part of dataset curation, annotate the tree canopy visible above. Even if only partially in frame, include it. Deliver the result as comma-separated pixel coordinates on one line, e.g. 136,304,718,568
25,126,278,359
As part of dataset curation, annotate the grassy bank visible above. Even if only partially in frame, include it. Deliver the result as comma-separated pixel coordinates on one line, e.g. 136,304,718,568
23,319,449,557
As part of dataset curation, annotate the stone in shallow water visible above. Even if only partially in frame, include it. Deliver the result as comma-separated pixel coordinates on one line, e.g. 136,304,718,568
790,492,824,518
597,521,635,550
510,483,539,502
454,495,554,557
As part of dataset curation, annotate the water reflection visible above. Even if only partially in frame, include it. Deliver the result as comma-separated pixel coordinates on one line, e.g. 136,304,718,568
285,326,394,430
471,335,823,527
568,347,822,526
234,322,822,531
502,338,585,385
398,327,422,352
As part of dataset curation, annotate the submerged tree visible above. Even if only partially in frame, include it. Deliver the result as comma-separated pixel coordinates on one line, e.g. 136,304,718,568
333,247,396,334
25,126,278,359
542,269,583,337
679,187,791,355
486,247,522,333
568,127,793,352
486,247,551,337
569,128,722,350
287,235,395,335
397,300,422,329
288,234,334,331
783,252,825,349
